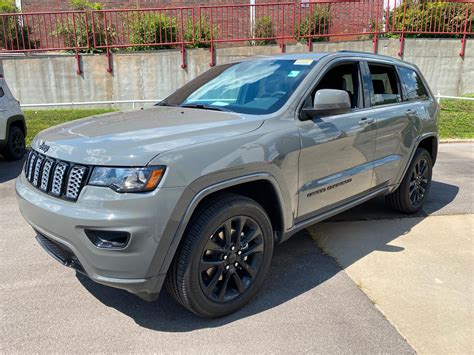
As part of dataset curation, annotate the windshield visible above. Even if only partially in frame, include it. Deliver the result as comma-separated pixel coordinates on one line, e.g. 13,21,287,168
162,59,317,115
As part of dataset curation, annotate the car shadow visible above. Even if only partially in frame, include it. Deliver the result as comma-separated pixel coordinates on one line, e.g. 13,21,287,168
77,233,339,332
0,154,25,184
76,180,459,332
328,180,460,221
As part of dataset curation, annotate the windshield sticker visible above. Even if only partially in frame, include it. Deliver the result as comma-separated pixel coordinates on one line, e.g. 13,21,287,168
211,101,230,106
294,59,313,66
288,70,300,78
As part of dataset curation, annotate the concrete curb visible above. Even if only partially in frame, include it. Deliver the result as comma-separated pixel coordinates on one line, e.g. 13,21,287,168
440,139,474,144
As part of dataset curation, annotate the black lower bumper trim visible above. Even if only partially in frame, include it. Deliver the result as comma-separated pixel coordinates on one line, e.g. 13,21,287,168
36,233,86,274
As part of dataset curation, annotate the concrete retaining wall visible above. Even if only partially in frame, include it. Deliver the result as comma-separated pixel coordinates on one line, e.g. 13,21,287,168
1,38,472,107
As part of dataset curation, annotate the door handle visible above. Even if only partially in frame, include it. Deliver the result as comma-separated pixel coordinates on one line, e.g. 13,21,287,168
358,117,375,125
405,109,418,117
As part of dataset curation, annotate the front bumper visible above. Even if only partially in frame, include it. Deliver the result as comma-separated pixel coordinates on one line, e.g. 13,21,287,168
16,172,185,299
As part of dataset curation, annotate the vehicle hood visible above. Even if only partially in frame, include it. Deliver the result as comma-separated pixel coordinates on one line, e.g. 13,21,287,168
31,107,263,166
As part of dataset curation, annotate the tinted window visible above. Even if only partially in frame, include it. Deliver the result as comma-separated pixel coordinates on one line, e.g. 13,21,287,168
0,87,4,98
368,64,401,106
163,59,317,115
304,62,361,109
398,67,430,102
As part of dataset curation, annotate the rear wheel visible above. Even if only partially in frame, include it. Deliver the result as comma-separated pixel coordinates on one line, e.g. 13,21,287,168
386,148,433,214
2,125,26,161
166,193,274,318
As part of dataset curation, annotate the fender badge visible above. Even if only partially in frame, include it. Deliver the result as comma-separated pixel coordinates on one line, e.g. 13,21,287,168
38,142,50,153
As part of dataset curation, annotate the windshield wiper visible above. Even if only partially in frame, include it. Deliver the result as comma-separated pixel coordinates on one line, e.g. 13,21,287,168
156,100,179,107
180,104,230,112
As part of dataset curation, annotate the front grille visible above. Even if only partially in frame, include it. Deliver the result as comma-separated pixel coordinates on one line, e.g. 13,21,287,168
24,150,89,201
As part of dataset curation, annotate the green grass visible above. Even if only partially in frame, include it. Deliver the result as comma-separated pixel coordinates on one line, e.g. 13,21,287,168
24,109,116,146
438,96,474,139
23,98,473,146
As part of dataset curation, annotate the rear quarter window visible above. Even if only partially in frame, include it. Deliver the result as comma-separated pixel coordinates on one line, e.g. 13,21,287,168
398,66,430,102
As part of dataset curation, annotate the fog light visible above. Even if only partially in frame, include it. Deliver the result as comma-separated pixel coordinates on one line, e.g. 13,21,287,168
85,230,130,249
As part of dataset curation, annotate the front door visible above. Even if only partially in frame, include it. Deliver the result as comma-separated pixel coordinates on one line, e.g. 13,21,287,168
297,61,378,219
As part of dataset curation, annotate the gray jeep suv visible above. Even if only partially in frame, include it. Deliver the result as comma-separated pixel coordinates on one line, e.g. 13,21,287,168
16,52,438,317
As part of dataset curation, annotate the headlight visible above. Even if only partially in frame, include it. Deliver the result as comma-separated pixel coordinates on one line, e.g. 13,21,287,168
88,166,166,193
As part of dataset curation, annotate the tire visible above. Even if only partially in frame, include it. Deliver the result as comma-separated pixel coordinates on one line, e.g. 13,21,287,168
165,193,274,318
386,148,433,214
2,125,26,161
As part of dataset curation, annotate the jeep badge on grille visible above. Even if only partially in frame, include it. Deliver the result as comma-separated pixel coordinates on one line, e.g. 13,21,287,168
38,142,50,153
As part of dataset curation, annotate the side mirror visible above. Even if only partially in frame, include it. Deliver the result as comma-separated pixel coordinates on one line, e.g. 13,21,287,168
301,89,351,120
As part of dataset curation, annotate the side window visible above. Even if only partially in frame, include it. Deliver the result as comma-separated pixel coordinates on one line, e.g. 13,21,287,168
0,87,4,98
303,62,362,110
368,63,401,106
398,66,430,102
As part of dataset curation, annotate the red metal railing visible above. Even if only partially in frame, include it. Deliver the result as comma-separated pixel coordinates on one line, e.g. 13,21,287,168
0,1,472,73
387,0,474,56
0,11,89,73
297,0,385,53
198,2,296,66
91,7,194,71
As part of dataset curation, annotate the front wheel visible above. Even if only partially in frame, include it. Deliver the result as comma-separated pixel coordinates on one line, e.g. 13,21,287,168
386,148,433,214
166,193,274,318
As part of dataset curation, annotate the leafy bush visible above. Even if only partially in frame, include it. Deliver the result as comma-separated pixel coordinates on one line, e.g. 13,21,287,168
296,6,331,43
69,0,102,10
388,1,472,38
0,0,38,50
251,16,276,46
128,12,178,51
55,0,114,53
184,16,217,48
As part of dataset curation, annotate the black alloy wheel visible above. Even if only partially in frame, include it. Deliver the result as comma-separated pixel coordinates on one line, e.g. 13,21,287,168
408,157,429,206
386,148,433,214
199,216,264,303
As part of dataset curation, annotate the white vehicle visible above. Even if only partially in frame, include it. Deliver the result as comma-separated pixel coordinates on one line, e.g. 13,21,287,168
0,75,26,160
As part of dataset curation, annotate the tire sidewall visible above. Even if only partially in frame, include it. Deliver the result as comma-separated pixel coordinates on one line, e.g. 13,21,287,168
184,200,274,317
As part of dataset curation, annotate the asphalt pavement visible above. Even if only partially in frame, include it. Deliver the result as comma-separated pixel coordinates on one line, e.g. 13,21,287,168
2,143,470,353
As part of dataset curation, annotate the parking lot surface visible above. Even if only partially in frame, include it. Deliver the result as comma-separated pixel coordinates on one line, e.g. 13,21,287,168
311,142,473,354
1,143,471,353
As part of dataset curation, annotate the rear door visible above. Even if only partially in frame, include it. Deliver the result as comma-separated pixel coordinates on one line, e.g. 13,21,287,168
362,61,416,187
297,59,378,219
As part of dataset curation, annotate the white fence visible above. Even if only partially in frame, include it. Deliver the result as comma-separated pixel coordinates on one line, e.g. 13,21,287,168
18,95,474,109
20,99,160,109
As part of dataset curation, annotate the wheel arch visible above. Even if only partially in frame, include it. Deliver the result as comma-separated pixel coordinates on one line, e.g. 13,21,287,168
7,115,27,138
417,135,438,166
391,132,438,192
157,173,289,276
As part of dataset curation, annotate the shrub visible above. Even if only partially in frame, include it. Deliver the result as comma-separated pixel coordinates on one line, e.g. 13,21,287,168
0,0,38,50
388,1,472,38
184,16,217,48
251,16,276,46
128,12,178,51
69,0,102,10
295,6,331,43
55,0,114,53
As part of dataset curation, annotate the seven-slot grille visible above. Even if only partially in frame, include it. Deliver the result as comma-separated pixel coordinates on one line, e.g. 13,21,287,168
24,150,89,201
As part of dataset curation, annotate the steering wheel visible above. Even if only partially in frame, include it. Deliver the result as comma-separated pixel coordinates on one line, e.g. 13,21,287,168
268,91,286,98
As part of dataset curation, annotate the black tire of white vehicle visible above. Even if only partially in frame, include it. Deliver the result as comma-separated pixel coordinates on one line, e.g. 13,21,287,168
165,193,274,318
386,148,433,214
2,125,26,161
